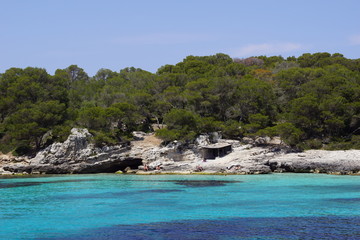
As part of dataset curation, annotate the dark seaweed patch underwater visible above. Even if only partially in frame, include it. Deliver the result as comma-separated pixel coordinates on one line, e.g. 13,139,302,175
132,179,242,187
0,179,96,188
40,216,360,240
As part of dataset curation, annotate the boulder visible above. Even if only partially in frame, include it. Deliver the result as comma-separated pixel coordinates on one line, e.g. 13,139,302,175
242,137,254,145
195,135,211,146
195,132,222,146
254,137,271,146
132,131,147,140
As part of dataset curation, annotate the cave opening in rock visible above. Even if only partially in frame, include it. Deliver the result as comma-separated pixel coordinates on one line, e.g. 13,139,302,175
79,158,143,173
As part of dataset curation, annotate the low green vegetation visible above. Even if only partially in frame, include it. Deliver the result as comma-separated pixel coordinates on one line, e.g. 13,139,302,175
1,53,360,155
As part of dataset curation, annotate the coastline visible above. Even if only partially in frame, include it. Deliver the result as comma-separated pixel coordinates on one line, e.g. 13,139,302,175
1,129,360,176
2,147,360,176
126,148,360,176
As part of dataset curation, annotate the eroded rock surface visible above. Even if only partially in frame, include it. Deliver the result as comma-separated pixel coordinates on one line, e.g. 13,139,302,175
2,128,142,174
2,129,360,175
267,150,360,174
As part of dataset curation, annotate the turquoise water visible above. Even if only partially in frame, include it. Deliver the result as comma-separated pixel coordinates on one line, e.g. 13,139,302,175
1,173,360,239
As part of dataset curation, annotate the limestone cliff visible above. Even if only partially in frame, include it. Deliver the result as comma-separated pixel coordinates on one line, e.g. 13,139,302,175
2,128,142,174
2,129,360,175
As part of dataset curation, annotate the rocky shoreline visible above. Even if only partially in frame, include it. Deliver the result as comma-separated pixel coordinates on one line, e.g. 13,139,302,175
1,128,360,176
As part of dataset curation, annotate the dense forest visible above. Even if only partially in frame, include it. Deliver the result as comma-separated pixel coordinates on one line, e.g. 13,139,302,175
1,52,360,156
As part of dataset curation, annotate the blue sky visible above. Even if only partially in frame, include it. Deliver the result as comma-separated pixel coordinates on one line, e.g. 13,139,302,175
1,0,360,76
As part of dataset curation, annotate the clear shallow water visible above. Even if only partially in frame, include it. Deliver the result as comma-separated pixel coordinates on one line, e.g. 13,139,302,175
1,173,360,239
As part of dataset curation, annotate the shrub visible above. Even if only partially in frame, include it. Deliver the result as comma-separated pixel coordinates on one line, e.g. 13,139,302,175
222,120,244,139
13,145,32,156
297,139,323,150
155,129,181,142
324,135,360,150
92,132,117,147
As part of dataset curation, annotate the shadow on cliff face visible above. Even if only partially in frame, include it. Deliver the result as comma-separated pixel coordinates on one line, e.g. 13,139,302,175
3,158,144,174
74,158,144,174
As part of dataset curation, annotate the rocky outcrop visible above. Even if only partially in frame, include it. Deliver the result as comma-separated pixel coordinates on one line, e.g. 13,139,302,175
131,136,360,175
0,155,30,175
133,135,273,174
267,150,360,174
2,129,360,175
2,128,142,174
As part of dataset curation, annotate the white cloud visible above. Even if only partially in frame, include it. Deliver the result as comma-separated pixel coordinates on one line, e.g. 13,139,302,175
233,42,304,57
349,34,360,45
110,33,210,45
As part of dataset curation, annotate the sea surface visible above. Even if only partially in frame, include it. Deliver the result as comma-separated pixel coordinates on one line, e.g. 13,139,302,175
1,173,360,239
